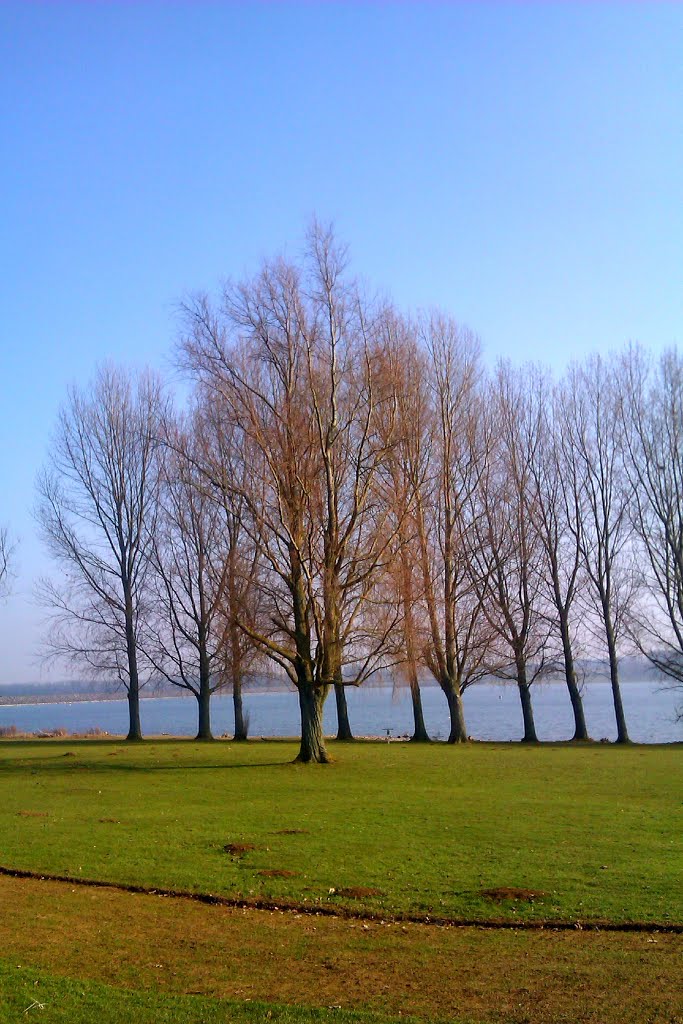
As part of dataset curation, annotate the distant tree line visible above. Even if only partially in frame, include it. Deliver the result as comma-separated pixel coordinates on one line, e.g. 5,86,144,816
31,224,683,761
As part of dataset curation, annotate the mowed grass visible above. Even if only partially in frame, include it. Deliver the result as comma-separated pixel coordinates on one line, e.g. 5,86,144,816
0,739,681,925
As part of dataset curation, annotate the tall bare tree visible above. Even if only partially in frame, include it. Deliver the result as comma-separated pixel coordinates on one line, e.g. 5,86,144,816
471,364,551,743
416,317,494,742
181,226,397,761
196,392,263,741
299,225,393,740
527,372,590,740
143,409,231,740
380,318,432,741
621,346,683,695
561,356,632,743
36,365,165,742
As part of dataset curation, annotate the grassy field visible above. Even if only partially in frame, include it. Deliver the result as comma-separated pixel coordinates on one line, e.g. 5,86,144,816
1,738,681,1022
1,738,680,924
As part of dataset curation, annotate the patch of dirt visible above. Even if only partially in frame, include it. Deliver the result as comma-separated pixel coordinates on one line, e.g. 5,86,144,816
17,811,48,818
257,869,299,878
334,886,383,899
223,843,256,856
62,752,76,758
480,887,546,902
99,818,120,824
272,829,309,835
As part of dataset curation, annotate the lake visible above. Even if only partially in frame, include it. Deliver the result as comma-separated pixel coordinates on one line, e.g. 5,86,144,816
0,680,680,743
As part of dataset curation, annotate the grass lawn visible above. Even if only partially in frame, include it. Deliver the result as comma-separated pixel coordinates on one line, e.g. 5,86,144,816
1,739,681,1023
0,739,680,925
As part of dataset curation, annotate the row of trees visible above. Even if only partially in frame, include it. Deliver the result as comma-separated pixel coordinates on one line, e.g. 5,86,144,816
35,226,683,761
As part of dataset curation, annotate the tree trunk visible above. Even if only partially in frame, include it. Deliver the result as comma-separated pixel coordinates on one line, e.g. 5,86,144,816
408,672,430,742
124,589,143,742
605,619,630,743
194,641,214,741
233,677,248,741
559,615,589,741
334,681,354,741
516,659,538,743
296,684,331,763
445,684,468,743
126,685,143,742
196,688,213,741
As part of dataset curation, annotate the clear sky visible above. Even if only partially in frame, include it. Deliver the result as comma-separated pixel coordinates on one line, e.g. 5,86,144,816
1,2,682,684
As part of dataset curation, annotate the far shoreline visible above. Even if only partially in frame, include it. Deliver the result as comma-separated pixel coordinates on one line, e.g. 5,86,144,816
0,674,664,709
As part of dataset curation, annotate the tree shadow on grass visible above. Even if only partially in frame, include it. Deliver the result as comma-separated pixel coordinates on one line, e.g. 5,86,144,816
0,757,291,775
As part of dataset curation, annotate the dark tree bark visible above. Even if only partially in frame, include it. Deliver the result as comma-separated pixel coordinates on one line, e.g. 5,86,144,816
126,684,142,743
604,606,630,743
125,589,143,742
195,646,214,741
233,677,248,741
334,681,354,741
516,659,539,743
196,690,213,741
558,613,589,740
296,684,331,763
446,686,467,743
407,667,430,742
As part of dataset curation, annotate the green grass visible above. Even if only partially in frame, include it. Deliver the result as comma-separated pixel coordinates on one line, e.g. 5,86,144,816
0,960,435,1024
1,738,681,924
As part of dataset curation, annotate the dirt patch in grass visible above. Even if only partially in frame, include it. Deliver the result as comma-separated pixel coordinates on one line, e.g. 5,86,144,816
480,887,547,903
223,843,256,856
99,818,120,824
335,886,383,899
272,829,309,835
258,869,299,878
0,874,681,1024
16,811,48,818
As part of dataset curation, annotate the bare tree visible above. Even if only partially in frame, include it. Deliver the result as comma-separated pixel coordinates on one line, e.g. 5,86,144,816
0,527,15,599
36,365,165,742
196,392,263,741
181,227,397,762
143,409,231,741
471,364,551,743
376,314,497,743
380,318,432,741
182,275,328,760
621,345,683,699
527,371,590,740
416,317,495,742
562,356,632,743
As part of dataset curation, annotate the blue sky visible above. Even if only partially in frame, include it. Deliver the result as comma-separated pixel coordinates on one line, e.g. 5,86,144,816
1,2,682,683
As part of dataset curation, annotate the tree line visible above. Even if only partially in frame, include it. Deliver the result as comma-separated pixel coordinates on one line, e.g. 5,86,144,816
25,224,683,761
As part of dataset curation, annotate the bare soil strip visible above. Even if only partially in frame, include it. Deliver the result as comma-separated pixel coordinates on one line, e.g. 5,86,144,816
1,863,680,933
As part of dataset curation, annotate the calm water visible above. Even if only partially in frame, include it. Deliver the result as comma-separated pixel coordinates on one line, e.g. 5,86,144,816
0,680,680,743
